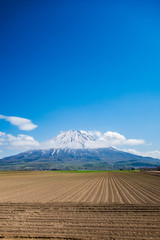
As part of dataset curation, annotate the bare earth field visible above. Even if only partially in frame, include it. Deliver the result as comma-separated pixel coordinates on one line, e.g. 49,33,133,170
0,171,159,239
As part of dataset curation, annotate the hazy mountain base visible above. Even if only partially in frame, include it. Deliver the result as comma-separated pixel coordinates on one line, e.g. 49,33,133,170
0,148,159,170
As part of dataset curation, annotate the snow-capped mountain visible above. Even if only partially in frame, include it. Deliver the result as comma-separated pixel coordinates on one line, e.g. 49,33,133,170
45,130,96,149
0,130,160,171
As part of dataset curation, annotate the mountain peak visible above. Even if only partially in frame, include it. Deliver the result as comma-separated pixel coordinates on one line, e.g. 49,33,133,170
46,130,95,149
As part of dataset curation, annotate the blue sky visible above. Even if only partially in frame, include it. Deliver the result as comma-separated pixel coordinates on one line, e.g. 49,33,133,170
0,0,160,158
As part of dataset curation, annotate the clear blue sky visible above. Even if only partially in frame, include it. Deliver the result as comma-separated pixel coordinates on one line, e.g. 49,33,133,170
0,0,160,157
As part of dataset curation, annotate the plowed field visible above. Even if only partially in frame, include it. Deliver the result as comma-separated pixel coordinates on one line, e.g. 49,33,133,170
0,203,159,240
0,171,159,204
0,171,159,239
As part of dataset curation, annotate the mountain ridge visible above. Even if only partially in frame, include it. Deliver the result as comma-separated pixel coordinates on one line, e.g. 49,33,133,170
0,147,159,171
0,130,159,170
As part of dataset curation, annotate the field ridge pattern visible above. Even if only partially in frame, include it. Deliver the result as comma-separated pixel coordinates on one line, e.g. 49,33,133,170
0,171,159,239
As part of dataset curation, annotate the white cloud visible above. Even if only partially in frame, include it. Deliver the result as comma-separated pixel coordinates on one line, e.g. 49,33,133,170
0,131,5,137
125,139,145,145
0,115,37,131
0,131,6,145
122,148,160,159
89,131,145,148
0,132,39,150
7,134,40,149
98,131,126,145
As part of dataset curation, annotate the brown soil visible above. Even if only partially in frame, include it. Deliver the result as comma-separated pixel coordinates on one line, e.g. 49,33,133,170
142,171,160,177
0,203,159,239
0,172,159,239
0,171,159,204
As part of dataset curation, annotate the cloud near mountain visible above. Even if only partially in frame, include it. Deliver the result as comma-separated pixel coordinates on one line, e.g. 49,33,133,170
0,130,144,151
122,148,160,160
0,131,39,150
44,130,145,149
88,131,144,148
0,130,159,159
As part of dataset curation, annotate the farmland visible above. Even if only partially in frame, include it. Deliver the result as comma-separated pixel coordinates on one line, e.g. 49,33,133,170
0,171,159,239
0,171,159,204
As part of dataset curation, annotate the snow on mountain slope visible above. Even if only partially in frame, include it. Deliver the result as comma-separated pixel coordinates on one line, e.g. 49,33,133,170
39,130,146,151
45,130,96,149
1,131,160,170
